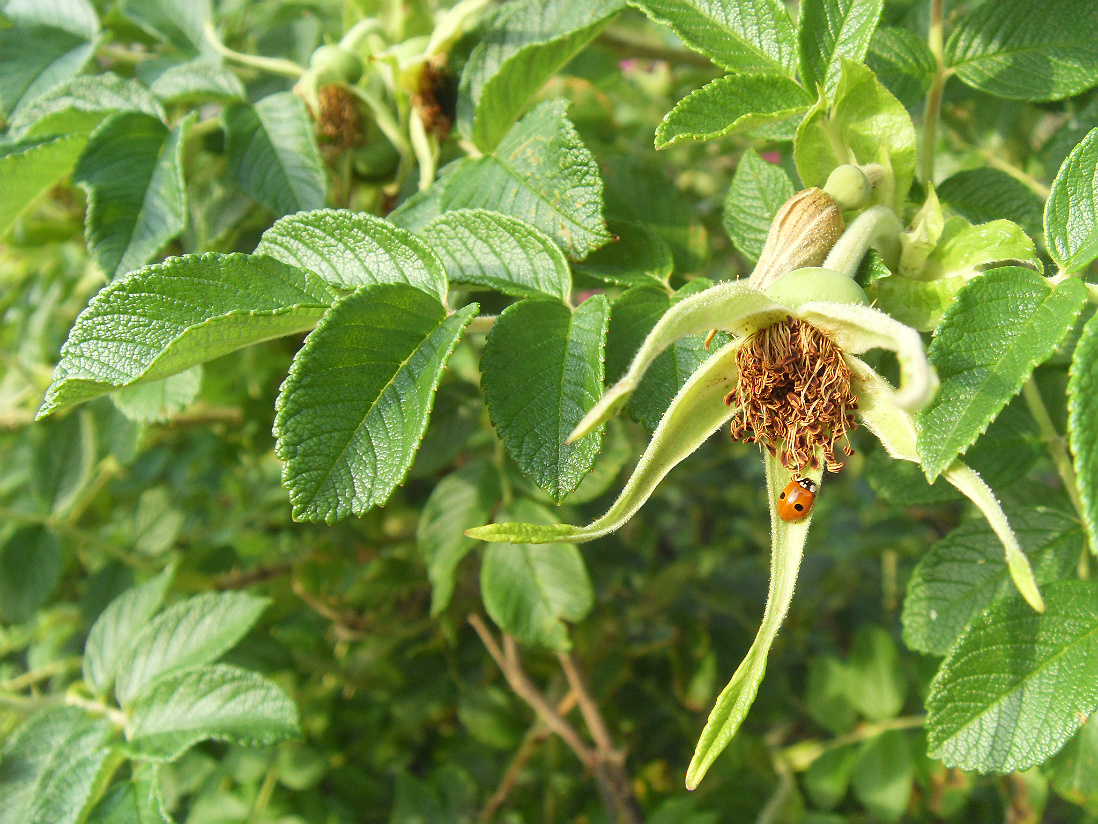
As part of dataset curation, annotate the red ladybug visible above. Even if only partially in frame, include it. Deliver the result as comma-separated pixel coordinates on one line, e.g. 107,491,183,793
778,478,817,522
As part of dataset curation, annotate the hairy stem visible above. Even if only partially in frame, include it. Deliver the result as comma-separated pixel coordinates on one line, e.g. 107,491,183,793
822,206,903,276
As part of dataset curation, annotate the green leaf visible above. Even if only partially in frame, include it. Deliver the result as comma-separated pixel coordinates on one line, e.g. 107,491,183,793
459,0,624,150
110,367,202,423
126,664,299,761
6,72,164,140
136,57,245,104
114,590,269,706
927,580,1098,772
38,253,336,418
686,454,815,789
916,268,1086,481
945,0,1098,102
0,707,114,824
794,58,916,211
255,208,449,300
937,168,1044,242
797,0,884,100
903,508,1084,656
630,0,797,75
872,274,964,332
480,296,609,502
0,526,63,624
572,220,674,288
1048,714,1098,810
438,101,610,259
467,339,741,546
417,459,501,616
84,564,176,696
845,627,906,722
480,499,593,651
923,218,1039,281
0,133,87,238
1045,128,1098,273
850,731,913,823
866,26,935,108
119,0,211,53
421,209,571,299
1070,311,1098,556
74,112,189,281
806,657,858,734
654,73,811,148
33,409,97,516
275,285,476,523
804,745,857,809
0,0,98,119
87,766,169,824
723,148,795,262
223,92,326,217
855,248,893,288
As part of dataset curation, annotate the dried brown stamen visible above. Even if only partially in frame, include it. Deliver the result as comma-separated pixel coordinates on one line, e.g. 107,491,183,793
316,85,363,149
726,317,858,473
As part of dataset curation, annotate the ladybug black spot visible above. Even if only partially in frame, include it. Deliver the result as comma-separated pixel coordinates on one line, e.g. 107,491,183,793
794,503,804,511
779,491,786,499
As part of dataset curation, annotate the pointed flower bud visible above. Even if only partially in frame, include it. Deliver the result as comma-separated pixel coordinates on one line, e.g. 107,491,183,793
748,188,845,291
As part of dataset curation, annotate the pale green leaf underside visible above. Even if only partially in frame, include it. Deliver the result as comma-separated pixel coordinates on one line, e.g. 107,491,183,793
255,208,449,301
0,133,87,238
126,664,299,761
275,285,476,523
137,57,245,103
74,111,189,280
6,72,164,139
119,0,210,53
0,706,113,824
422,208,571,299
115,591,269,706
631,0,797,75
439,100,611,259
797,0,884,100
481,296,609,502
917,268,1087,481
459,0,624,150
467,339,741,545
38,253,337,418
945,0,1098,101
1045,128,1098,273
903,508,1083,656
1069,312,1098,556
481,499,593,651
83,564,176,696
223,92,326,217
927,581,1098,772
723,147,795,262
655,73,811,148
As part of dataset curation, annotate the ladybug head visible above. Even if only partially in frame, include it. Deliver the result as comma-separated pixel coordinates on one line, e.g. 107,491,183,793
794,477,818,494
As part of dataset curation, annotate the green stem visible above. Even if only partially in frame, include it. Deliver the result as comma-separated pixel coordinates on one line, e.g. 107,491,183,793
202,20,304,78
822,206,903,276
1023,380,1089,532
921,0,947,185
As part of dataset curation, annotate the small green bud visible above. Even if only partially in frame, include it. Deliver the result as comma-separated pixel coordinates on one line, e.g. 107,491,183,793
824,165,872,211
763,267,870,311
309,45,364,85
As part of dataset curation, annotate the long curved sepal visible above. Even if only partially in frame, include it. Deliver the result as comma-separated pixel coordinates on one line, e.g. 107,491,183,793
568,282,786,443
685,453,821,789
467,340,742,545
849,356,1044,611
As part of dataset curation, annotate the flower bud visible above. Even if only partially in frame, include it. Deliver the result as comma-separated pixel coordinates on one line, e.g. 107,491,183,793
763,266,870,311
824,165,872,211
309,45,364,85
748,188,844,291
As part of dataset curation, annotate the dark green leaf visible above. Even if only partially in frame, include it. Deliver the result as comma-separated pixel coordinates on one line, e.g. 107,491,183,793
937,168,1044,242
481,296,609,501
631,0,797,75
845,627,905,721
1045,128,1098,273
0,526,63,624
1048,714,1098,810
459,0,624,150
572,220,674,288
119,0,210,53
422,209,571,299
417,459,501,615
916,268,1087,481
903,508,1083,656
851,731,913,823
0,133,87,238
945,0,1098,101
115,591,269,706
1069,311,1098,555
655,73,811,148
38,253,336,417
0,706,114,824
126,664,299,761
86,766,169,824
439,101,611,259
74,112,189,280
110,367,202,423
805,745,857,810
723,148,795,262
480,499,593,650
275,285,476,523
866,26,935,107
797,0,884,99
223,92,326,217
927,581,1098,772
255,208,449,300
33,409,97,515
